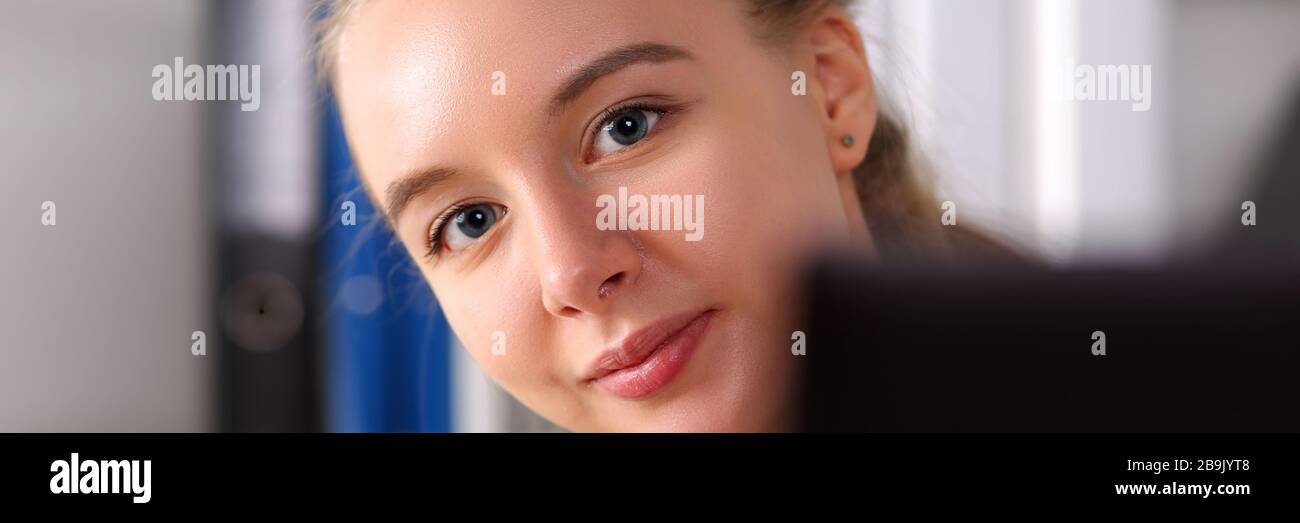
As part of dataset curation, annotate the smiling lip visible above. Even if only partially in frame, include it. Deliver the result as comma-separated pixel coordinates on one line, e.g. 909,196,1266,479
585,309,716,400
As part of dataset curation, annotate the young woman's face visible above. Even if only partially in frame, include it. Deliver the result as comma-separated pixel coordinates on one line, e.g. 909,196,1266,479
335,0,872,431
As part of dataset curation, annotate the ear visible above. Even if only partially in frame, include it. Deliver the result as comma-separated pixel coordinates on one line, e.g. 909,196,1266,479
800,6,877,174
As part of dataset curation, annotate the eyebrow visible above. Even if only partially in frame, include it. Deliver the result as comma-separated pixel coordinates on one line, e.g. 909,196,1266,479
549,42,694,113
384,43,693,223
384,165,460,225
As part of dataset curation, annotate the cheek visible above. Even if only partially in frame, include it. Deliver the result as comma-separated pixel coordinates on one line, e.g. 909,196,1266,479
638,94,847,342
429,265,548,387
684,100,849,283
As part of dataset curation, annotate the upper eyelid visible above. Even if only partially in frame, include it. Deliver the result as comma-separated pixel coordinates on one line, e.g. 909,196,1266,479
421,204,460,260
591,97,672,130
599,105,654,130
427,202,466,244
425,201,506,259
584,102,675,162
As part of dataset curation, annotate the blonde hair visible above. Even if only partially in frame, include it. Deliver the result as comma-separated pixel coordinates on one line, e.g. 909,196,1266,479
316,0,1008,261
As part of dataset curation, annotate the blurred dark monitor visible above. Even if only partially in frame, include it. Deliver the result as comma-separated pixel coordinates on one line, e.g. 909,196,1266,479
796,257,1300,432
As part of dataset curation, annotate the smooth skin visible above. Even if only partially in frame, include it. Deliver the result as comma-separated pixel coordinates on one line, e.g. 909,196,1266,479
333,0,878,431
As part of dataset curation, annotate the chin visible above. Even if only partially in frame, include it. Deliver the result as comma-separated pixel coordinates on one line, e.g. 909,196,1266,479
614,392,789,433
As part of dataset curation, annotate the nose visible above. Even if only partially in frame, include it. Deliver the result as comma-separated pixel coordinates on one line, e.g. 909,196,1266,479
533,192,642,318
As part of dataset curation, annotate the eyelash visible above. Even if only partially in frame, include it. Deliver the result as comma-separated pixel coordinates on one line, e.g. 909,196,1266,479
425,203,463,259
425,201,507,260
586,100,677,162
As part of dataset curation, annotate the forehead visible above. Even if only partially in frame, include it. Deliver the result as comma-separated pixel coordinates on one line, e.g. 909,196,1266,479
333,0,745,185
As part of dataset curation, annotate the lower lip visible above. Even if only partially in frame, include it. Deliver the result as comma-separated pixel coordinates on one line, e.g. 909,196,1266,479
594,310,715,400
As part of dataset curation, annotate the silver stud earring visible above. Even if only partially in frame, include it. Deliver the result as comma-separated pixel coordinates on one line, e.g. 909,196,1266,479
841,134,855,147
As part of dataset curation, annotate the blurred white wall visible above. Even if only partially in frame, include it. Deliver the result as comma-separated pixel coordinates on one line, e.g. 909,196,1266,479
862,0,1300,263
0,0,211,431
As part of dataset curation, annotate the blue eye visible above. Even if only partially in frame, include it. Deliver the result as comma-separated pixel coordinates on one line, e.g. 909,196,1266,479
593,108,661,157
430,202,506,254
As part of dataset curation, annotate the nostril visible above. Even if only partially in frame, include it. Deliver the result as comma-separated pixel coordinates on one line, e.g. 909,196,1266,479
598,272,624,299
